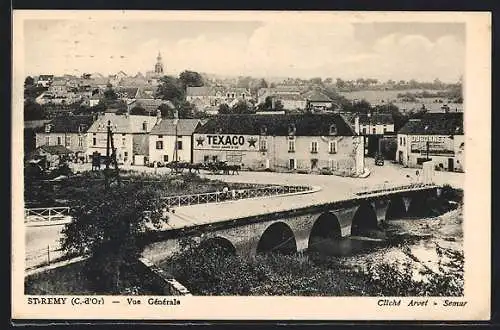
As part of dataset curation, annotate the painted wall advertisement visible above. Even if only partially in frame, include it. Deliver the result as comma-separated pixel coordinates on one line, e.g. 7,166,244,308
193,134,260,151
409,135,455,156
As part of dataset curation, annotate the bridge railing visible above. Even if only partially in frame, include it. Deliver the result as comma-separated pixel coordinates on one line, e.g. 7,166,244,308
161,185,312,208
355,183,437,196
24,207,71,223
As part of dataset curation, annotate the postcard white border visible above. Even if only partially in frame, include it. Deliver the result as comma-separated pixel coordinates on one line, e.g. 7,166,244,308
11,10,491,321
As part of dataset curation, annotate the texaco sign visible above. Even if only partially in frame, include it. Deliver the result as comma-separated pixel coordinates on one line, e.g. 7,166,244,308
194,134,260,151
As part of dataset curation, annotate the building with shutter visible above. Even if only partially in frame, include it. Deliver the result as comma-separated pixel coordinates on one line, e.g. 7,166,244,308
396,113,464,172
193,113,365,176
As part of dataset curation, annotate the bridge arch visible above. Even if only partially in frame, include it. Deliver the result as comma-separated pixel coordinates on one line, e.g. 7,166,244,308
351,203,378,236
198,236,236,256
385,196,407,221
407,194,430,218
307,212,342,254
256,222,297,255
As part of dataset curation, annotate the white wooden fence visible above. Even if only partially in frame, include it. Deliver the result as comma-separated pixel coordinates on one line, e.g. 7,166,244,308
161,185,312,207
24,207,71,223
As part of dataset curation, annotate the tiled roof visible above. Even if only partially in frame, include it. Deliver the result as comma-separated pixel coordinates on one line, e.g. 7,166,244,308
358,113,394,125
150,119,201,135
24,120,51,129
87,113,158,134
41,115,95,133
399,113,463,135
135,87,156,99
132,99,175,112
276,94,306,101
116,87,139,99
38,75,54,80
37,145,73,155
51,80,67,87
195,114,355,136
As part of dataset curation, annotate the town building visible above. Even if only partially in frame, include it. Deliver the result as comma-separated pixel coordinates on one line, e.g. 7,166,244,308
128,99,175,115
353,113,396,157
86,112,158,165
48,79,68,96
186,86,252,112
36,75,54,87
149,113,201,164
396,113,464,172
145,52,164,85
34,115,95,159
305,90,334,111
193,114,365,176
24,120,51,155
32,145,73,170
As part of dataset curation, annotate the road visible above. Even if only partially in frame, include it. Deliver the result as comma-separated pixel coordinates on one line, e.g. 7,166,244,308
25,160,463,269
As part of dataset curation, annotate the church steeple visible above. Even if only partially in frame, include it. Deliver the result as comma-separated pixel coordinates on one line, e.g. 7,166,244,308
154,51,164,75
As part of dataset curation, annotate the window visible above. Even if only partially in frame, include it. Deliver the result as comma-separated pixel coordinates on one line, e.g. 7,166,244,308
142,121,147,131
403,137,406,146
289,159,295,170
45,136,50,145
57,137,62,145
204,155,210,162
93,137,96,146
329,124,337,135
372,128,376,134
311,141,318,153
362,127,367,135
212,155,218,162
163,155,169,162
78,136,84,147
329,159,337,170
383,128,387,134
329,141,337,154
177,141,183,150
156,141,163,150
158,135,163,138
122,138,126,147
259,139,267,151
124,152,128,157
65,136,71,146
288,140,295,152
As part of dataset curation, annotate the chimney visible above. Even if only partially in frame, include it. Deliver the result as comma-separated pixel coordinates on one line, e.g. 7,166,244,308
156,109,162,124
354,116,360,134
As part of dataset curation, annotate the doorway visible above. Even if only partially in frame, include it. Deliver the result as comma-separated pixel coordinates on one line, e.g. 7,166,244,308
448,158,454,172
398,151,404,165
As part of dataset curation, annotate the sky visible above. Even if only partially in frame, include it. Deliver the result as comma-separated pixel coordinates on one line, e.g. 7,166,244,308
23,19,465,83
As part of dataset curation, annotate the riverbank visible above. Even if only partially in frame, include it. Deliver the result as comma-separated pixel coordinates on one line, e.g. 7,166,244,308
161,206,463,296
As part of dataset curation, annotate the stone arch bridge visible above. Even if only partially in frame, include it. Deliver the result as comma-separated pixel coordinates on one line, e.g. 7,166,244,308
142,186,440,261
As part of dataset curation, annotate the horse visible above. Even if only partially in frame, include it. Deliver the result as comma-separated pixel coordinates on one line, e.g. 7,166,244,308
222,164,240,175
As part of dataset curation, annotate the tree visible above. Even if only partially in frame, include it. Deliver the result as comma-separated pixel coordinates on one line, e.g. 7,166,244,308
336,78,346,89
24,76,35,87
232,100,255,114
129,106,148,116
103,83,118,101
24,99,46,120
156,76,185,106
309,77,323,86
82,73,92,80
274,100,284,111
178,70,204,89
158,103,175,118
257,96,274,112
178,101,196,118
218,103,231,114
61,181,168,293
236,76,252,89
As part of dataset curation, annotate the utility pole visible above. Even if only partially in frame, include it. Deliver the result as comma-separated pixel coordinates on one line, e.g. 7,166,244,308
104,120,120,189
174,108,179,162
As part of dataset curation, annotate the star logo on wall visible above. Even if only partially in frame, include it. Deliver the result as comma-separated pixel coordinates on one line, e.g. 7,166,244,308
196,136,205,146
248,137,257,148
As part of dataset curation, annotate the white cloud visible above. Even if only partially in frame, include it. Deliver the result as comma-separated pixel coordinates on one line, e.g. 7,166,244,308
24,20,464,82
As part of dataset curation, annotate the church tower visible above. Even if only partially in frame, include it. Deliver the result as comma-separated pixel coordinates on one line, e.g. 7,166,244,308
154,51,164,75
